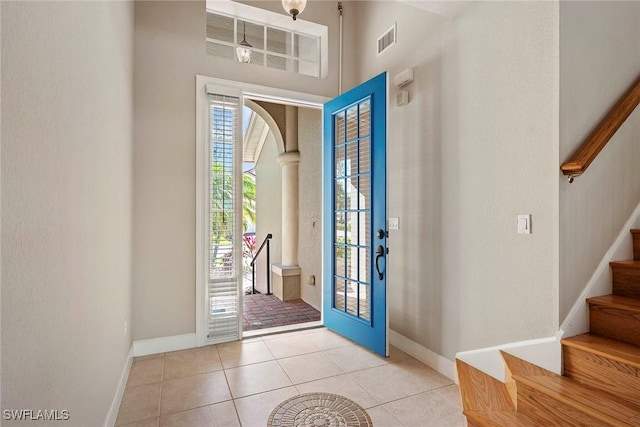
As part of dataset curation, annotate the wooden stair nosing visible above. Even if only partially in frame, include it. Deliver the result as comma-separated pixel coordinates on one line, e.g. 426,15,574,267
562,333,640,369
512,374,640,425
610,260,640,268
587,294,640,311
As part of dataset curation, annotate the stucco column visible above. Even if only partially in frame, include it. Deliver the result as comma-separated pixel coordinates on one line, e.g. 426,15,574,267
271,106,301,301
278,105,300,264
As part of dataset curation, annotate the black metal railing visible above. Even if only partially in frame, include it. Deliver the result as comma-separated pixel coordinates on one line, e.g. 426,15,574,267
250,233,272,295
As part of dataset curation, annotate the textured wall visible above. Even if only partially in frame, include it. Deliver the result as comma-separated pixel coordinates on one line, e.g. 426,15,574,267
298,108,323,310
133,1,341,341
446,1,559,355
0,0,3,409
1,1,134,424
559,1,640,321
349,1,559,359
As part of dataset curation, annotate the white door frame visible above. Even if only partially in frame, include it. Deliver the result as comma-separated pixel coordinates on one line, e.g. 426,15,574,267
195,75,329,346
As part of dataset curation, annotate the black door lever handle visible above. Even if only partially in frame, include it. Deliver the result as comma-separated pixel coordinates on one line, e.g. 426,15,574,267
375,245,384,280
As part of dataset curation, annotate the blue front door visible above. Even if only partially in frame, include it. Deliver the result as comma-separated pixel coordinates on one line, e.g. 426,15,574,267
323,73,387,357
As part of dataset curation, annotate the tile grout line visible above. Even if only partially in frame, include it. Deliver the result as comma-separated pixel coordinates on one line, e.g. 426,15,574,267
274,356,297,391
232,383,301,401
157,353,165,424
221,350,243,425
365,404,406,427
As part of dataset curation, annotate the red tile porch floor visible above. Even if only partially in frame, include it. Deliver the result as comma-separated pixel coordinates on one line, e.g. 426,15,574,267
243,293,321,331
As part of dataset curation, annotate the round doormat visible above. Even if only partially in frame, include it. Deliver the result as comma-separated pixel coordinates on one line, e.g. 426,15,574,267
268,392,373,427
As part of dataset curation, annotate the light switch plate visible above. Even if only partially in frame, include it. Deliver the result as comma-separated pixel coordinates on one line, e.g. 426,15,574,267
388,217,399,230
517,214,531,234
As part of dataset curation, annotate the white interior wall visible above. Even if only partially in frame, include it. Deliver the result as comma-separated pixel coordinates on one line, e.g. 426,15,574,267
1,2,134,424
0,0,3,408
447,1,559,355
559,1,640,321
255,133,283,294
349,0,448,354
133,0,342,341
298,107,322,310
348,1,559,359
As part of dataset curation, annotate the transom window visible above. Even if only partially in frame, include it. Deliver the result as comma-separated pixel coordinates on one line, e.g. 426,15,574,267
205,1,328,79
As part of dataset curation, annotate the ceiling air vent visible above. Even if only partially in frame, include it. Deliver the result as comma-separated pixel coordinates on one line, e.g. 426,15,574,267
377,23,397,55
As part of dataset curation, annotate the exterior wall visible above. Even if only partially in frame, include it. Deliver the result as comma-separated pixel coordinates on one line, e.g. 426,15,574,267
559,1,640,321
133,1,340,341
298,107,322,310
1,1,134,424
348,0,559,359
255,133,283,294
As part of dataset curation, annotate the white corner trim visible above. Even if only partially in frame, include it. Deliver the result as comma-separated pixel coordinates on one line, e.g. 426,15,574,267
133,333,197,357
103,345,133,427
455,332,562,383
389,330,457,383
560,201,640,338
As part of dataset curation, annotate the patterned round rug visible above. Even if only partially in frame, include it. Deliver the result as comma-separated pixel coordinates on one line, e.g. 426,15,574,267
268,392,373,427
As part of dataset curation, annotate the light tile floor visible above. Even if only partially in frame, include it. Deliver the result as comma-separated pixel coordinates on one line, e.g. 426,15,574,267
115,328,466,427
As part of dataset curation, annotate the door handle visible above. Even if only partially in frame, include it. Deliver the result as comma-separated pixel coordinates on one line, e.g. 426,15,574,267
375,245,385,280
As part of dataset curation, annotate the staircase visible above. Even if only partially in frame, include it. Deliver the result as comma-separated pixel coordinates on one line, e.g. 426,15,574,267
458,229,640,426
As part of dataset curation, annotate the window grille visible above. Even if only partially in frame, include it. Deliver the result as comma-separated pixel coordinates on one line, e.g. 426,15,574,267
206,11,321,78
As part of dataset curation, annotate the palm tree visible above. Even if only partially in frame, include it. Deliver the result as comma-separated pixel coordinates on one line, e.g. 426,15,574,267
242,173,256,230
209,162,257,274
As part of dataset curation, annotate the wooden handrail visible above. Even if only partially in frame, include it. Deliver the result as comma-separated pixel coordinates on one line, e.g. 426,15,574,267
561,74,640,182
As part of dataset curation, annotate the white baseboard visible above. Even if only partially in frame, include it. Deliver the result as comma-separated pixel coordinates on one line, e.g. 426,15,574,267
132,333,197,357
455,332,562,382
389,330,457,383
560,201,640,338
103,345,133,427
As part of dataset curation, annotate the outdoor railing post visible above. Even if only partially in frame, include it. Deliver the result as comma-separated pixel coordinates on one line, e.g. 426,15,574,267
266,239,271,295
249,233,272,295
252,263,256,294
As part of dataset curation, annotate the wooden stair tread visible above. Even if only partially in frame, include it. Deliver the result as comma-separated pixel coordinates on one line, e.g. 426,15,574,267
610,260,640,268
464,410,537,427
587,294,640,311
562,333,640,369
513,374,640,424
631,229,640,233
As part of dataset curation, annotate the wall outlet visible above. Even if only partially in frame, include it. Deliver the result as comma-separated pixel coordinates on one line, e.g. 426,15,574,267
308,275,316,286
124,319,128,337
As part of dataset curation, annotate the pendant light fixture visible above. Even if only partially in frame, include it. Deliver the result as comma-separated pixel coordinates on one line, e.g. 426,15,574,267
282,0,307,20
236,21,252,63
